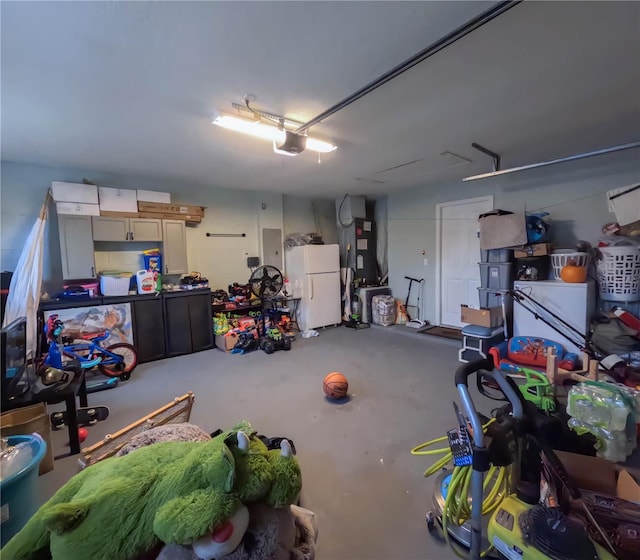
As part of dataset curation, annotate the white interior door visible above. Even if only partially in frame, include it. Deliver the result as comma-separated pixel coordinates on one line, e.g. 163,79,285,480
437,196,493,328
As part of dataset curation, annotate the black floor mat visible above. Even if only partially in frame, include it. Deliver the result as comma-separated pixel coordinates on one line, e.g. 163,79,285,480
419,326,463,341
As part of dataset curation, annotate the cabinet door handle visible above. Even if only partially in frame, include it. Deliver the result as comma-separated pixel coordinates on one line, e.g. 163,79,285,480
125,232,129,241
130,231,134,241
91,267,95,277
165,264,168,274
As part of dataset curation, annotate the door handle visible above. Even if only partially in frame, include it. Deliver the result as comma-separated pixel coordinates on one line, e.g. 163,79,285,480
91,267,95,277
130,231,134,241
309,276,314,300
165,264,168,274
125,232,129,241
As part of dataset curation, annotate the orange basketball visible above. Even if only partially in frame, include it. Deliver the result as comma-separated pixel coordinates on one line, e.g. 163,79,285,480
323,372,349,400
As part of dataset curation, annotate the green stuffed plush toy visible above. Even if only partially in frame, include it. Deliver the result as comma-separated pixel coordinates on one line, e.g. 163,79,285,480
2,422,302,560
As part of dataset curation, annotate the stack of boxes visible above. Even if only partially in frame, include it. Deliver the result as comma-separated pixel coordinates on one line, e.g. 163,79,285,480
458,248,514,363
478,248,514,308
51,182,204,224
51,182,100,215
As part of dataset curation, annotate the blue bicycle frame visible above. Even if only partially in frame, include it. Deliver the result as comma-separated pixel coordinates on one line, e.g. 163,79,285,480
63,332,123,371
43,317,122,372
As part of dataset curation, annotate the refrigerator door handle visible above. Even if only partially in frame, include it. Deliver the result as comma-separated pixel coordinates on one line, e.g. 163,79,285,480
309,276,314,300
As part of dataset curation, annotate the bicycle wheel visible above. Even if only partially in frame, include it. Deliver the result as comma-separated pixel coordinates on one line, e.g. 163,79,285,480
98,343,138,378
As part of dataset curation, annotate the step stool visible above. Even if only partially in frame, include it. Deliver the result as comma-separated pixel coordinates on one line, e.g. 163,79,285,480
459,325,505,363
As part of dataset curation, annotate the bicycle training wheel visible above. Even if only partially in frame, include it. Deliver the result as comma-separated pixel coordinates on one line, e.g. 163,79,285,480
98,343,138,379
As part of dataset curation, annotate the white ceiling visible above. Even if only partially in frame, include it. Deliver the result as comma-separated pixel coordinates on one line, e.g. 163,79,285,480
2,1,639,196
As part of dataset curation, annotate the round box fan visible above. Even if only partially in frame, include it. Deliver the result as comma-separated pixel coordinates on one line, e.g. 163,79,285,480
249,265,283,300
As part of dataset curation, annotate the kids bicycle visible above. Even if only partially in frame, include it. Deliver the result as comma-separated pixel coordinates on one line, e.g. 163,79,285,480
43,315,138,380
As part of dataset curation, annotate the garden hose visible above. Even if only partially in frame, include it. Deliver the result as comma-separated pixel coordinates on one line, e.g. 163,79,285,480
411,418,511,558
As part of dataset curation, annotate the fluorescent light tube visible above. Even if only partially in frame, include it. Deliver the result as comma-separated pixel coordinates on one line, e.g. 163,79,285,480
212,114,336,153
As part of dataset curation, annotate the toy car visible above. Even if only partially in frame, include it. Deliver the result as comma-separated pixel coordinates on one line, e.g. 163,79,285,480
259,328,292,354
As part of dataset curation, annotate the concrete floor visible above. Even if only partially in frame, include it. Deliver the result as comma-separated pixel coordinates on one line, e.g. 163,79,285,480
37,325,476,559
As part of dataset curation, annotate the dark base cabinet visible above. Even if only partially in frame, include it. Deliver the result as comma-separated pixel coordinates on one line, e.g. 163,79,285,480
163,291,213,357
39,289,213,364
131,296,166,362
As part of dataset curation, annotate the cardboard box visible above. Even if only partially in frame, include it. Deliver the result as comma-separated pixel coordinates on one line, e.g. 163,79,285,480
99,210,140,218
479,212,527,250
138,211,202,223
514,243,552,258
138,202,205,217
51,181,99,204
545,450,640,558
460,304,503,328
1,403,54,474
136,189,171,203
56,201,101,216
215,333,238,352
98,187,138,213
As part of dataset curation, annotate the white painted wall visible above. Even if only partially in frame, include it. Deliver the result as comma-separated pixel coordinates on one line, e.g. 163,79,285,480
283,196,316,235
387,149,640,324
0,161,285,291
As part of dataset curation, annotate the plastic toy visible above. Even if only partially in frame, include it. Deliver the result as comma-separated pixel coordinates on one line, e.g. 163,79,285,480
78,428,88,443
489,336,579,373
259,328,291,354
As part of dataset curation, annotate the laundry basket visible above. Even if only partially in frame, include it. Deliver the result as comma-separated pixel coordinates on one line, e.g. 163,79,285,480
99,275,131,296
596,245,640,302
550,250,591,280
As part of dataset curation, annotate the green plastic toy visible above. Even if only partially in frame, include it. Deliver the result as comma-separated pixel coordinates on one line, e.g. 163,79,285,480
512,367,556,412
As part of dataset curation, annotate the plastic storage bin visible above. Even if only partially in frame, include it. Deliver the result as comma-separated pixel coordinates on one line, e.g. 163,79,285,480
478,262,514,290
100,275,131,296
550,250,591,280
480,248,513,263
597,245,640,302
1,434,47,546
478,288,505,309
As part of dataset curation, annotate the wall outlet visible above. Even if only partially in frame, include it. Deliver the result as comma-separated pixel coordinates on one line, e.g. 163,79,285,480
423,258,429,266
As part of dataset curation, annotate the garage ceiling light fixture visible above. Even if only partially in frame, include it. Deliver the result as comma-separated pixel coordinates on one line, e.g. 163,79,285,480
211,113,337,155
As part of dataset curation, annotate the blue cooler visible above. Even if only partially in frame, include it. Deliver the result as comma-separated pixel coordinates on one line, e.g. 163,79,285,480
1,434,47,546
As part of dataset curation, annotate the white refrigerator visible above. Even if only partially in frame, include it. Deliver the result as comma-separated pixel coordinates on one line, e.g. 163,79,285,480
285,244,342,331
